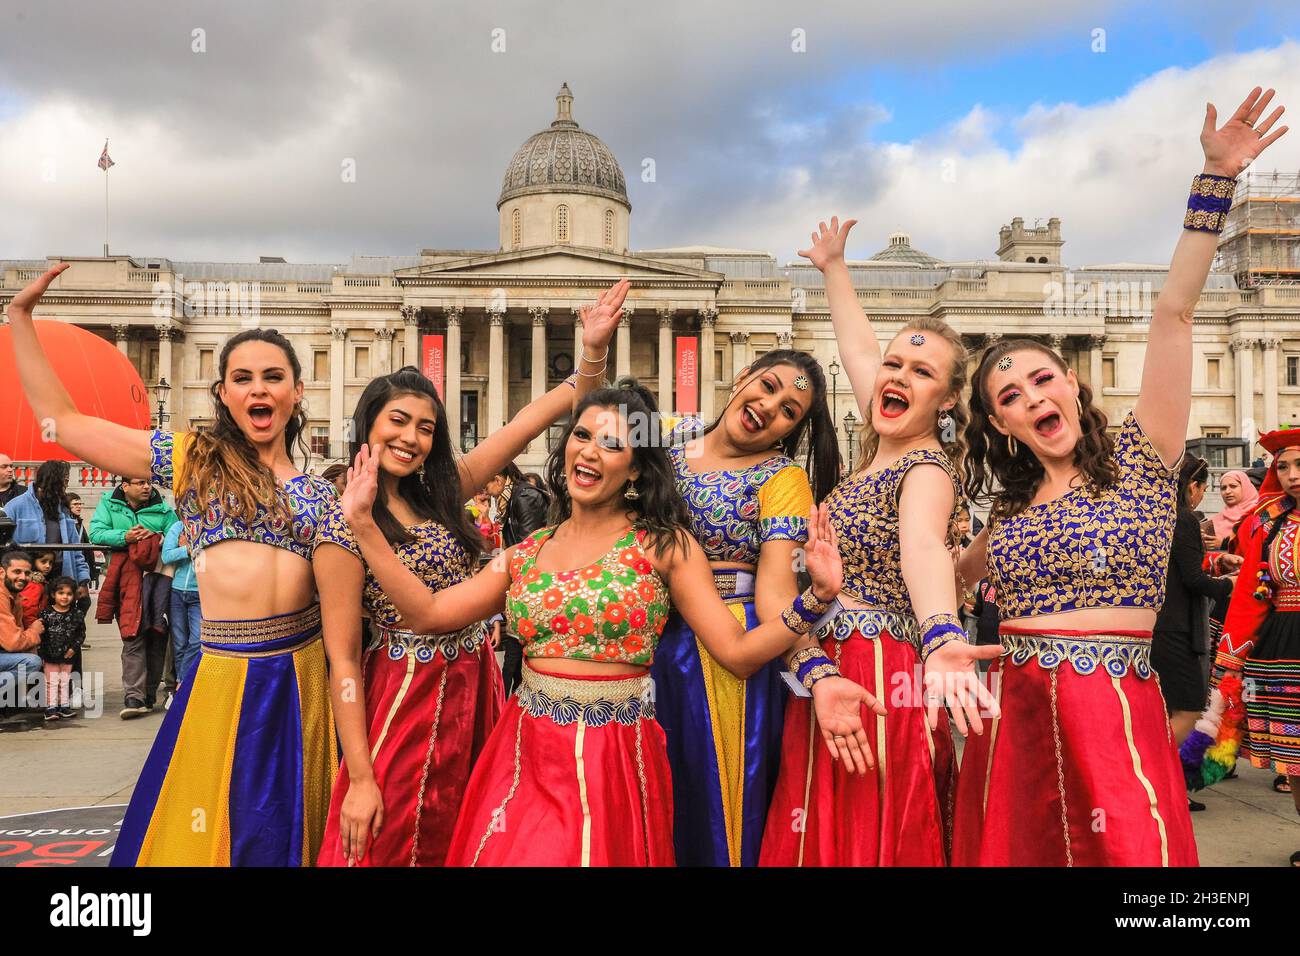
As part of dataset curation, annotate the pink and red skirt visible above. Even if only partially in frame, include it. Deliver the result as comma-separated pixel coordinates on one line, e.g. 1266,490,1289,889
444,662,675,866
760,610,952,866
953,627,1198,866
318,625,502,867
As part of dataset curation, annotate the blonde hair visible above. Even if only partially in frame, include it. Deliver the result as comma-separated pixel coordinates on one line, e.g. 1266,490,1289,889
853,316,970,475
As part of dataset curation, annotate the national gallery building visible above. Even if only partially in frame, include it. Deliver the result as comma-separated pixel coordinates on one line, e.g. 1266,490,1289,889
4,84,1298,472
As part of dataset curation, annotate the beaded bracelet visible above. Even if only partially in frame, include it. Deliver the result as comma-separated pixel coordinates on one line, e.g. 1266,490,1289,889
919,612,966,661
564,374,578,389
1183,172,1235,233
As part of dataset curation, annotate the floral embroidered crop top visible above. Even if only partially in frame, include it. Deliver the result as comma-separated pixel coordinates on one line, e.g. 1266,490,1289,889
826,447,962,615
313,498,474,629
150,430,337,562
669,442,812,566
506,525,671,666
987,412,1178,620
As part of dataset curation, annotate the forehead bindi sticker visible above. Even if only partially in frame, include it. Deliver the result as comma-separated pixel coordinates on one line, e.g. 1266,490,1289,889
996,356,1013,372
793,375,810,391
909,333,926,346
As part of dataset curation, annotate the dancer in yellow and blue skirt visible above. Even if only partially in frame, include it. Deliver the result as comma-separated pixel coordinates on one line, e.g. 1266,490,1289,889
655,349,858,867
8,262,338,865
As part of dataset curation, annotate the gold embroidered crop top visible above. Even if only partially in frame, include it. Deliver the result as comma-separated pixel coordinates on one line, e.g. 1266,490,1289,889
987,412,1178,620
150,430,337,561
313,498,474,629
825,447,962,616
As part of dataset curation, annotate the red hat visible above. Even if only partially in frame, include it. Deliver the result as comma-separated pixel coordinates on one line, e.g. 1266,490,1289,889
1258,426,1300,498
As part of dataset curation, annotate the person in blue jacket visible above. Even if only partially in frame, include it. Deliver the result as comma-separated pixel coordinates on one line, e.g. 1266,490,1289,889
161,518,202,685
5,461,90,595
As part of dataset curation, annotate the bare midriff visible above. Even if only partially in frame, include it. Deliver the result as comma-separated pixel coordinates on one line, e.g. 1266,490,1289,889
192,539,318,619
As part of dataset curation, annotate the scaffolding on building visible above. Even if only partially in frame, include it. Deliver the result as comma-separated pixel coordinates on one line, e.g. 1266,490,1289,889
1215,169,1300,287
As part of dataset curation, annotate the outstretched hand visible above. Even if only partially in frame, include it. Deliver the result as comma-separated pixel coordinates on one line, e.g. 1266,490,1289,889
803,504,842,603
341,443,381,528
798,216,858,272
1202,87,1289,177
7,262,70,320
923,639,1002,736
811,674,886,775
579,278,630,355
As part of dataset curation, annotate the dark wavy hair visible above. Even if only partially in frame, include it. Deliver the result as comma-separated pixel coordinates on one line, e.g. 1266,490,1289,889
1177,456,1210,512
33,460,70,520
544,378,693,559
964,338,1117,521
349,366,482,563
179,328,310,525
699,349,841,502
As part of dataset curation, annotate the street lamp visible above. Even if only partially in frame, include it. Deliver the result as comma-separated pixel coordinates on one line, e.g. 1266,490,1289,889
154,377,171,428
828,355,840,430
843,408,858,470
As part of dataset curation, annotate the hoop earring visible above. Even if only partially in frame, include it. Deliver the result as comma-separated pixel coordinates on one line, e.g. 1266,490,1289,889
1076,396,1083,415
1007,434,1018,457
624,480,640,501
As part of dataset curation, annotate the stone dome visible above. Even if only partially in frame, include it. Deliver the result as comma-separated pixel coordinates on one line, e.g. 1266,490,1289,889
868,231,940,267
497,83,630,209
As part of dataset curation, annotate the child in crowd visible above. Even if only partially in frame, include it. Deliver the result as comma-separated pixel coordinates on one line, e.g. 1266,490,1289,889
40,576,85,720
19,550,55,628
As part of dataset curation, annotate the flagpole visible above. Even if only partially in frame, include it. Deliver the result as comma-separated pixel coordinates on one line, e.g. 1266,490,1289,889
103,164,109,258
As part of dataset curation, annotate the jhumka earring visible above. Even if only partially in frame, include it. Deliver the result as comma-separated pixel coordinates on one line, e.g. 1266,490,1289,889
624,480,641,501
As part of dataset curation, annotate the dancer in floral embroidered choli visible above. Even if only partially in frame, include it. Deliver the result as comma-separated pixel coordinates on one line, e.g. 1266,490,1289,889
954,87,1288,866
761,218,1000,867
315,282,622,866
337,381,856,866
656,349,873,867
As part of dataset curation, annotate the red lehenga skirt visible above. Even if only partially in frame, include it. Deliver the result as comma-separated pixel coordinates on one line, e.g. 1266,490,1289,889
952,628,1198,867
318,625,502,867
444,662,675,866
760,610,953,867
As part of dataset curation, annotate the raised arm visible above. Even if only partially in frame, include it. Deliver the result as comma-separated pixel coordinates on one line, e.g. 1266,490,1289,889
456,279,626,497
343,443,510,634
1137,88,1289,465
800,218,881,417
6,264,153,478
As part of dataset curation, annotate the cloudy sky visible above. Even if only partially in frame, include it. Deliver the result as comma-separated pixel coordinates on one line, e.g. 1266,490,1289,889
1,0,1297,268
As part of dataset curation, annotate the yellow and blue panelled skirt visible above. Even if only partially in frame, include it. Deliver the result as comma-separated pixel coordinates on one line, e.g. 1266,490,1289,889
111,605,337,867
650,569,787,866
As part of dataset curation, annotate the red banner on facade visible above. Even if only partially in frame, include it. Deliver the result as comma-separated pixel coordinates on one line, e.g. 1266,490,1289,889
675,336,698,415
422,334,445,398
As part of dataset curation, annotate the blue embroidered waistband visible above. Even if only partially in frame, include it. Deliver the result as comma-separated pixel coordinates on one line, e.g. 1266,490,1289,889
516,665,654,727
818,608,919,652
1000,630,1152,679
378,624,485,664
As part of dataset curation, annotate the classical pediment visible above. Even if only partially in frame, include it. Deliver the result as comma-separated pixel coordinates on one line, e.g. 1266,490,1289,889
395,245,722,282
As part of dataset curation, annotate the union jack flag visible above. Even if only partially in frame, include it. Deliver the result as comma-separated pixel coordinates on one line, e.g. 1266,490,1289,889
98,140,114,171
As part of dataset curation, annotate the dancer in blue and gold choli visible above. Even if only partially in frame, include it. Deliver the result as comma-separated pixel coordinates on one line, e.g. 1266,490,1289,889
110,428,340,866
6,271,347,866
651,349,865,867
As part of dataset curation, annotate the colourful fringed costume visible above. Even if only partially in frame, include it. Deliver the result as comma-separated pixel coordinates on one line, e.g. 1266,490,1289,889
111,431,339,867
444,525,676,866
760,448,960,867
952,413,1198,867
1193,427,1300,782
314,504,502,867
652,430,811,867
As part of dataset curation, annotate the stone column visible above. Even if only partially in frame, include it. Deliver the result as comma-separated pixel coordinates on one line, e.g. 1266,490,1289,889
400,305,420,371
777,329,794,350
529,307,549,457
730,330,750,375
1088,334,1107,392
330,325,347,453
488,307,506,437
1262,336,1281,433
112,324,130,356
154,325,174,420
443,307,462,444
699,308,718,420
657,308,674,411
616,307,633,379
375,327,395,376
1232,337,1257,446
